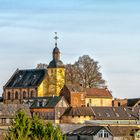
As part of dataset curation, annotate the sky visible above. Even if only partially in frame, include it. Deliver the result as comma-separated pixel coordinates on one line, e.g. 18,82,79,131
0,0,140,98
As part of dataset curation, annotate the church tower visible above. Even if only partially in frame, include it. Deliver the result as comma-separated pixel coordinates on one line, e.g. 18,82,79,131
47,32,65,96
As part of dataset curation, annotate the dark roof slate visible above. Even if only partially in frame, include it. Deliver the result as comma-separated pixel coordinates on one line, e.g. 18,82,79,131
0,104,31,118
28,96,62,108
127,98,140,107
4,69,46,88
92,107,138,120
108,126,140,136
48,59,64,68
63,107,95,116
66,126,111,136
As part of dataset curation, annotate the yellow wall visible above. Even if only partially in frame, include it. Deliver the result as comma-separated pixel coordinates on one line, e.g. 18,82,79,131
48,68,65,96
37,68,65,97
61,116,93,124
85,97,112,107
38,74,49,97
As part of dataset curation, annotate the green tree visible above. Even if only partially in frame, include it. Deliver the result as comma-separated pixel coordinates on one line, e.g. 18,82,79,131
5,111,64,140
5,109,31,140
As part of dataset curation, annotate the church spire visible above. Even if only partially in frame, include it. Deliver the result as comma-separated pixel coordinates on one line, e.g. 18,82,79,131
53,32,60,60
54,32,59,48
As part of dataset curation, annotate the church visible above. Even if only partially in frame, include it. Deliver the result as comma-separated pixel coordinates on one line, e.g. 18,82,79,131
3,33,65,104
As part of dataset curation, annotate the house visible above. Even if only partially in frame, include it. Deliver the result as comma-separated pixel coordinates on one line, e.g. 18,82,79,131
0,104,31,127
113,98,127,107
113,98,140,108
23,96,69,123
134,129,140,140
60,85,85,107
65,126,113,140
108,126,140,140
61,106,140,125
85,88,113,107
3,33,65,104
61,107,95,124
86,106,139,126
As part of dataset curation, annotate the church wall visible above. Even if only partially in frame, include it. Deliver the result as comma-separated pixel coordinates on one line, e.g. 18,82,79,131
47,68,65,96
3,87,37,104
37,75,49,97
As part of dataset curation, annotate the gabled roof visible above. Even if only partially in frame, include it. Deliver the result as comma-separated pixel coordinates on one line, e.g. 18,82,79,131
4,69,46,88
62,107,95,116
92,106,138,120
27,96,64,108
85,88,112,98
0,104,31,118
127,98,140,107
108,126,140,136
66,126,111,136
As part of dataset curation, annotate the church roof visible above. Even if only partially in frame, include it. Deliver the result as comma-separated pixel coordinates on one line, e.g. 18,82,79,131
48,59,64,68
4,69,46,88
53,47,60,53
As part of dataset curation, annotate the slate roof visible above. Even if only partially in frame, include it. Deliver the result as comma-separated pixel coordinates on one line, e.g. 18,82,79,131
66,126,111,136
92,106,138,120
26,96,63,108
4,69,46,88
53,47,60,53
127,98,140,107
85,88,112,98
48,59,64,68
62,106,138,120
62,107,95,116
0,104,31,118
108,126,140,136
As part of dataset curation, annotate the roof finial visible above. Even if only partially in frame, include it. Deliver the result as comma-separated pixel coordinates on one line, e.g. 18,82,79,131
54,32,59,47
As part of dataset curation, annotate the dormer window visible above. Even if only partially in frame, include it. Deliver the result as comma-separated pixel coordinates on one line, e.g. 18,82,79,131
115,113,119,117
19,75,23,79
39,101,43,107
106,113,110,117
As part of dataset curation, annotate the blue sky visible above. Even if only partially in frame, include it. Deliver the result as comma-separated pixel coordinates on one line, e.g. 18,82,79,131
0,0,140,98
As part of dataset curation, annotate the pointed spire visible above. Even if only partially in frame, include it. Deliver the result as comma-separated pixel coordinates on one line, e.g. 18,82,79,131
54,32,59,47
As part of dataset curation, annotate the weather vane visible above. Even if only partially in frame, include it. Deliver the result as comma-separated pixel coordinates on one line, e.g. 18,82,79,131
54,32,59,47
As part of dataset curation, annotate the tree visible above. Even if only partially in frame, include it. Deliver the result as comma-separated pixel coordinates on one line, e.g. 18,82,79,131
5,110,31,140
65,55,105,88
5,111,64,140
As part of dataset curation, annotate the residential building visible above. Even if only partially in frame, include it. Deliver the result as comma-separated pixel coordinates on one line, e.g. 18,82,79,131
85,88,113,107
23,96,69,123
61,107,95,124
65,126,112,140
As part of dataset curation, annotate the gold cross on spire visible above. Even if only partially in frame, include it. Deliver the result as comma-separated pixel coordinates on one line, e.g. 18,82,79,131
54,32,59,47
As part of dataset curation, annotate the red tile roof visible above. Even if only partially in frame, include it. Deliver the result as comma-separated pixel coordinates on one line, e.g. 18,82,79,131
85,88,112,98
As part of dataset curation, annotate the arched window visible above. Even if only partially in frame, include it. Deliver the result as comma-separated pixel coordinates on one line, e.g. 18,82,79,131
23,91,26,99
30,90,34,98
15,91,18,99
7,92,11,100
